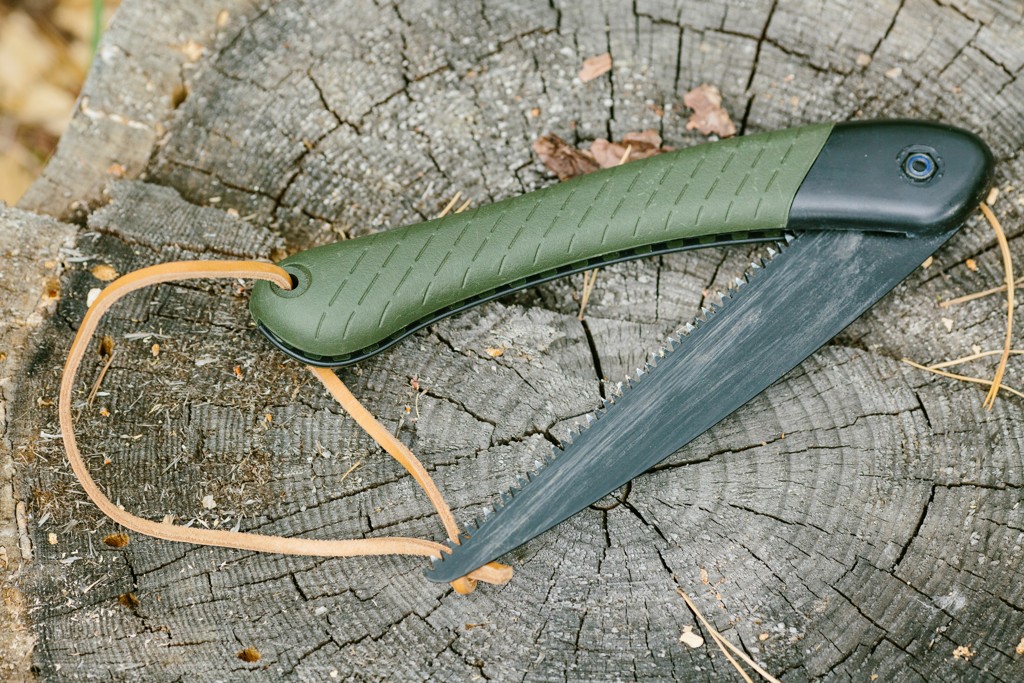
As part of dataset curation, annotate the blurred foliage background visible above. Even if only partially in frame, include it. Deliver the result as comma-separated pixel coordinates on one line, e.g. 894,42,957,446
0,0,120,205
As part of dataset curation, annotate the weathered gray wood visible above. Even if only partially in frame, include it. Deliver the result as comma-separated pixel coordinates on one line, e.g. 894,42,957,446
0,207,75,682
6,0,1024,680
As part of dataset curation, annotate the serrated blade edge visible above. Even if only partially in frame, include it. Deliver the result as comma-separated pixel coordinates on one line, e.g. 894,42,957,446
426,227,957,583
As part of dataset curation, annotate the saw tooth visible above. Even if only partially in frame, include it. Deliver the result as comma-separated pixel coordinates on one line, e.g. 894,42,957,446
427,233,884,583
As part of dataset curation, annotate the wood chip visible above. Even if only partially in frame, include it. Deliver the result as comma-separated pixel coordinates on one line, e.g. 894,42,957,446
922,256,934,269
1015,637,1024,655
965,258,978,272
579,52,612,82
102,533,129,548
485,347,505,358
117,593,140,610
47,533,57,545
237,647,261,663
679,625,704,648
683,84,736,138
986,187,999,205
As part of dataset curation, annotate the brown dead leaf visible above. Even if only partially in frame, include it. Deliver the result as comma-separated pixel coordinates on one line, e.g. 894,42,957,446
683,84,736,138
579,52,612,82
533,134,599,181
590,130,668,168
535,130,672,181
102,533,129,549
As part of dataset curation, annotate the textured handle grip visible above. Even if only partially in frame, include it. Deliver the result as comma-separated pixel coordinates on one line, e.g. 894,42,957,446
251,123,832,362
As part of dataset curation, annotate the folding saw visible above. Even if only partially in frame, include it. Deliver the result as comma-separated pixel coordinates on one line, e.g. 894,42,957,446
249,120,992,583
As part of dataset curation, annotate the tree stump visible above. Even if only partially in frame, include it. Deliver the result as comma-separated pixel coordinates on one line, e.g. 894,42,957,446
4,0,1023,680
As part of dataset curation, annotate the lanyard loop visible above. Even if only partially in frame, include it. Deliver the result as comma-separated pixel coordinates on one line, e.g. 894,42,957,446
59,260,511,594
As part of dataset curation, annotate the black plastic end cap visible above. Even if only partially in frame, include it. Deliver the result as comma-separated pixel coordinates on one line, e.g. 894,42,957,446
788,120,994,236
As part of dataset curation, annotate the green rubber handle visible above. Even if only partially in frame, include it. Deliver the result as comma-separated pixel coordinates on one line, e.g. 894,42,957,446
250,122,833,363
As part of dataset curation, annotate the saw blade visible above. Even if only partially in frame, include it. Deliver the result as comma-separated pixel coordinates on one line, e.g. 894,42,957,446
425,226,958,583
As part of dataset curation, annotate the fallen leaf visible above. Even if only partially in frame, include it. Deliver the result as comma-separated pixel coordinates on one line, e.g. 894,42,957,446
151,343,160,357
99,407,110,417
952,644,975,660
683,84,736,138
91,264,118,280
533,134,599,181
579,52,612,82
590,130,668,168
102,533,129,548
679,625,704,648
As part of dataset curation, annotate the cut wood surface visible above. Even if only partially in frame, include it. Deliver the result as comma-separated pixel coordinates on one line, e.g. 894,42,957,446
3,0,1024,680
